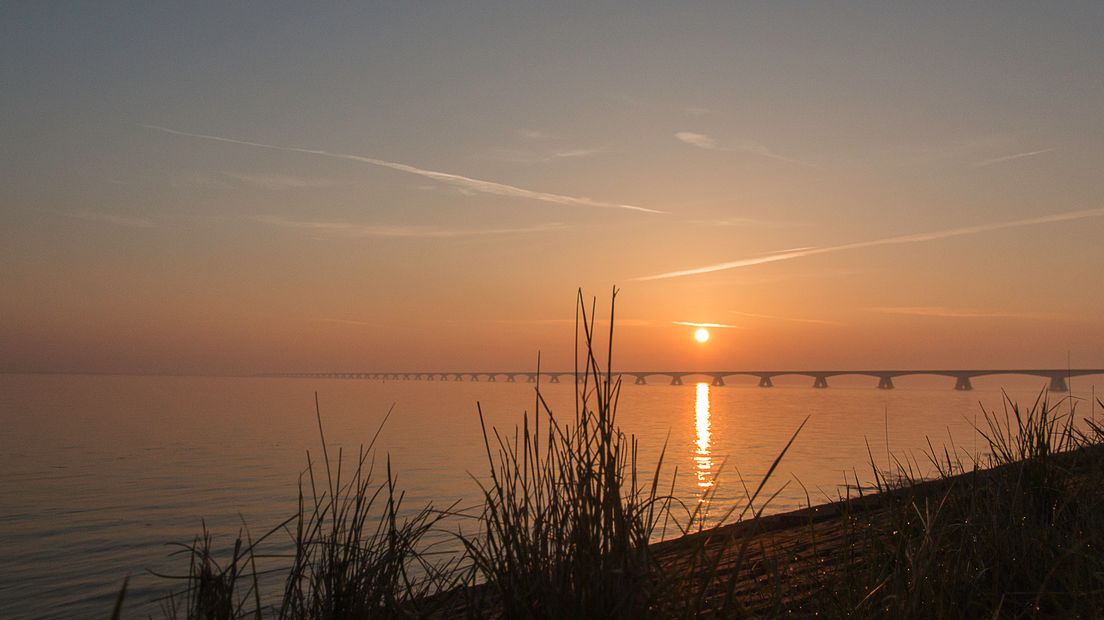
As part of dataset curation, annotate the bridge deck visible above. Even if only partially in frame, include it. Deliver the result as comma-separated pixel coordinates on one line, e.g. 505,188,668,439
264,369,1104,392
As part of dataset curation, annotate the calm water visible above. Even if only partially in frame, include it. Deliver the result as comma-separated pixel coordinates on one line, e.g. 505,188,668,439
1,373,1097,618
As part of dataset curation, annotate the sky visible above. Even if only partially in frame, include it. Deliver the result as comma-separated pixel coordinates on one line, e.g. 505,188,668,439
2,3,1103,374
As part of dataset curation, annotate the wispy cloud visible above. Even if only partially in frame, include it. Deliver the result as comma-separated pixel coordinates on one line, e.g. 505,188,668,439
635,207,1104,281
484,146,606,165
545,147,605,161
973,148,1056,168
672,321,741,329
224,173,334,190
867,306,1050,319
70,210,156,228
675,131,719,149
143,125,662,214
255,215,565,239
730,311,838,325
674,131,816,167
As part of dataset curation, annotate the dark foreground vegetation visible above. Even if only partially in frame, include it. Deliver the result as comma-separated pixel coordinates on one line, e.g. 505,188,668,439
122,292,1104,618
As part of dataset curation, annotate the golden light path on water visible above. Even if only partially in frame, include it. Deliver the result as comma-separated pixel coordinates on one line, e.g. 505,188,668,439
694,382,714,491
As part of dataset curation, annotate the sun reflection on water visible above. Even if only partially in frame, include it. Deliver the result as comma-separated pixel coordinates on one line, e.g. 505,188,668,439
694,382,714,490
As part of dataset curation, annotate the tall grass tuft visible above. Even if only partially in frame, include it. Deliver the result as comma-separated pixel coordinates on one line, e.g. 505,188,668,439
457,288,676,617
155,397,456,619
792,394,1104,618
275,397,459,618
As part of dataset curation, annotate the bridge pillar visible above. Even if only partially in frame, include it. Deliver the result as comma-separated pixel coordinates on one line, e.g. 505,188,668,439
549,375,560,383
634,375,646,385
954,376,973,391
758,376,774,388
527,374,536,383
470,374,479,382
670,375,684,386
711,375,725,387
813,376,829,389
506,375,516,383
1049,375,1069,393
487,375,497,382
877,376,895,390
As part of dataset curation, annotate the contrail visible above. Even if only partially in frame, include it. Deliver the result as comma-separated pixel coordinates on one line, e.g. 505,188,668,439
974,147,1056,168
635,207,1104,281
142,125,663,214
674,131,817,167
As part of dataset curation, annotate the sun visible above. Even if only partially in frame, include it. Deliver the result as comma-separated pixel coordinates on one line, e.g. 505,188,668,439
694,327,710,343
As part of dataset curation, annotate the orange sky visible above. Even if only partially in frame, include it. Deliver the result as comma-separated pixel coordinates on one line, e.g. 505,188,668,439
2,4,1103,374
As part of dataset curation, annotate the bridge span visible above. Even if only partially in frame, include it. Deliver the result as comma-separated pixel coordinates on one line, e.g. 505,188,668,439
265,369,1104,392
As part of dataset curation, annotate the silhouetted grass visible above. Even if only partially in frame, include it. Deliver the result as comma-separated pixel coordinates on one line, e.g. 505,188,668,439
454,289,683,617
137,292,1104,618
757,392,1104,618
151,398,461,619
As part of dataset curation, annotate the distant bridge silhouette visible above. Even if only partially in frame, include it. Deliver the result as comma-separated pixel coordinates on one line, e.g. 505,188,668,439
265,369,1104,392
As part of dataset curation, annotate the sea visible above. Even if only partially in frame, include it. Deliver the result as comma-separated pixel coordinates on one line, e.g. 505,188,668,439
1,372,1097,617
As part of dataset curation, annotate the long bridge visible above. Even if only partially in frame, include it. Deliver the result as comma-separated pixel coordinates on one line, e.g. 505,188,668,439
265,369,1104,392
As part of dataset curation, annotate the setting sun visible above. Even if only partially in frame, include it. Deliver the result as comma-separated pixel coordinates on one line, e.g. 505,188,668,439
694,327,710,343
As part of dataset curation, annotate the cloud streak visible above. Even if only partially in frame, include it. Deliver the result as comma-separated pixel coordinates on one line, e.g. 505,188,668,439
484,146,606,165
635,207,1104,281
675,131,816,167
974,148,1056,168
672,321,741,329
675,131,719,149
143,125,662,214
255,215,565,239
